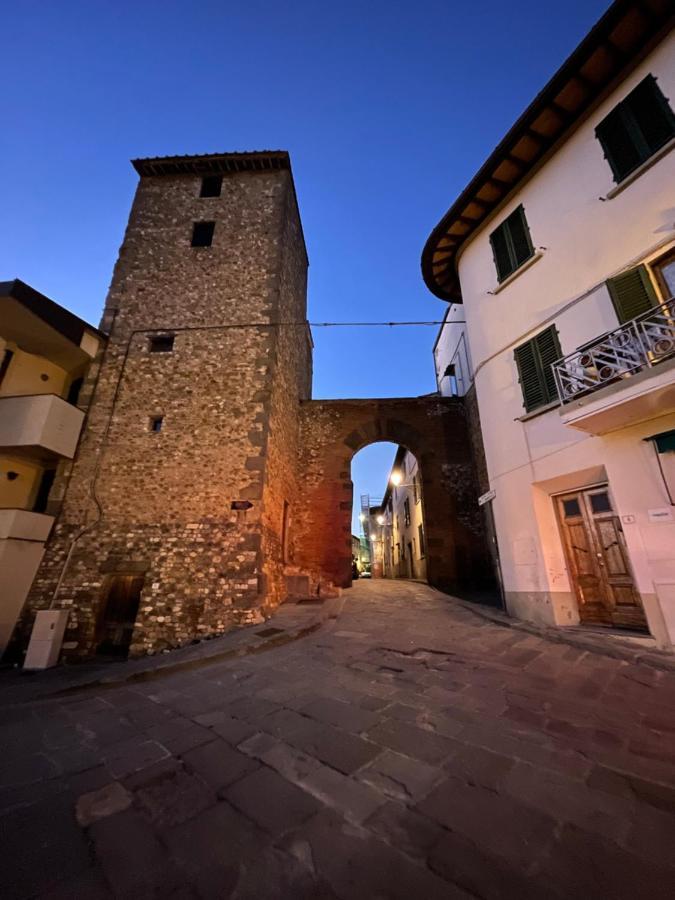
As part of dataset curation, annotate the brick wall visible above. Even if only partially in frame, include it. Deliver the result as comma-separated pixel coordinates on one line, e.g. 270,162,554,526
294,397,493,596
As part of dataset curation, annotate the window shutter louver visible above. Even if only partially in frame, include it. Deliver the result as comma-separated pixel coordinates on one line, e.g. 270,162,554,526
629,76,675,155
490,224,511,282
596,108,641,182
534,327,561,404
515,341,546,412
606,266,657,324
508,207,534,267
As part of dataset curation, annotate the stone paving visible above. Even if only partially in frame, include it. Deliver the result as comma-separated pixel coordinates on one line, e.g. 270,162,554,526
2,579,675,899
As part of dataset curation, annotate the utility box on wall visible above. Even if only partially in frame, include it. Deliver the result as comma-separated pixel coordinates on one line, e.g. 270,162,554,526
24,610,69,669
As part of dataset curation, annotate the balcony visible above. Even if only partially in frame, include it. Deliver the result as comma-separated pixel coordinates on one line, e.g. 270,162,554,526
0,394,85,459
0,508,54,542
553,297,675,434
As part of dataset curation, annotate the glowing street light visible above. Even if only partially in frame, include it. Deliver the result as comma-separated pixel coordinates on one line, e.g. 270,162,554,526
376,514,385,525
390,470,403,486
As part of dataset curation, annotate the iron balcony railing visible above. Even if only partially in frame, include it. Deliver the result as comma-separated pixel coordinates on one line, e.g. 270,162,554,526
553,296,675,404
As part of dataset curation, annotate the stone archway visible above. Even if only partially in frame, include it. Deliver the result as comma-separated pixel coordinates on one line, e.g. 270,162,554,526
293,397,491,594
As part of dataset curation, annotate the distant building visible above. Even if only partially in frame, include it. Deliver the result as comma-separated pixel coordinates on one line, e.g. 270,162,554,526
423,1,675,646
381,447,427,581
0,280,104,654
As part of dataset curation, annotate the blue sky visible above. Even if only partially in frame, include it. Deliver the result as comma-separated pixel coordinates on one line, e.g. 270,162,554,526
3,0,609,524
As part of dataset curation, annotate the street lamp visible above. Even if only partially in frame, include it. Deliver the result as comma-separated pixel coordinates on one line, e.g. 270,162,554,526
390,470,403,486
376,514,385,525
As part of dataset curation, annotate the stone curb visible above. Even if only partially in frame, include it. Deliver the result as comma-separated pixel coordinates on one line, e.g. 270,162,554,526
5,594,346,706
444,592,675,673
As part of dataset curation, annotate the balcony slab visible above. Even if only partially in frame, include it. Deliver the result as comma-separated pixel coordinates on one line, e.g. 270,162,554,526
0,393,85,459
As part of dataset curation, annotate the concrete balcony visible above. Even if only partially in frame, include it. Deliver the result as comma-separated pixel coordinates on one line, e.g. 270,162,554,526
0,393,85,459
554,298,675,435
0,508,54,542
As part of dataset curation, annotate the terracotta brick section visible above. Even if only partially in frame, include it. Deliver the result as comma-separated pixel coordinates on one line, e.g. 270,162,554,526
18,155,311,659
294,397,491,594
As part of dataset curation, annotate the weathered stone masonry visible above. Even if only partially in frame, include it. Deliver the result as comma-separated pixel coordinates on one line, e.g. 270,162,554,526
19,152,312,659
16,150,492,661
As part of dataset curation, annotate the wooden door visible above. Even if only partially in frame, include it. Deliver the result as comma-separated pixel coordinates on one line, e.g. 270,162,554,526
97,575,144,657
556,486,647,631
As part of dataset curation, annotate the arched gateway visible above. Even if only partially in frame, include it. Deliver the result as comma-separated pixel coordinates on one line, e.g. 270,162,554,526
293,396,491,594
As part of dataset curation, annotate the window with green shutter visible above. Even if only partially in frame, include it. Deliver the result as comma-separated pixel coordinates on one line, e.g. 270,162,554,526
596,75,675,184
514,326,562,412
489,205,535,282
606,266,657,324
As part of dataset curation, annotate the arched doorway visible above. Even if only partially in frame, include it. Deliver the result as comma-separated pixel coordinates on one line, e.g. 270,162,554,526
293,396,492,595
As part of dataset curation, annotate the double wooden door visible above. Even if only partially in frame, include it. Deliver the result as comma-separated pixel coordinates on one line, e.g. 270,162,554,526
556,486,647,631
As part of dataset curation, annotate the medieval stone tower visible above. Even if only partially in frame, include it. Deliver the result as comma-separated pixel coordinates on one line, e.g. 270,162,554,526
22,151,312,659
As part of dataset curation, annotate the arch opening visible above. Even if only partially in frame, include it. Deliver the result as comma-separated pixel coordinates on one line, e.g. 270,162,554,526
351,442,428,584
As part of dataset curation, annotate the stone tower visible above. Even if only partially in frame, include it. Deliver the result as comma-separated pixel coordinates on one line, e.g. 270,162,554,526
22,151,311,659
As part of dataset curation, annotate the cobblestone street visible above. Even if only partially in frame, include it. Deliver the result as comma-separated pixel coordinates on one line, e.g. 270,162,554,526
3,579,675,899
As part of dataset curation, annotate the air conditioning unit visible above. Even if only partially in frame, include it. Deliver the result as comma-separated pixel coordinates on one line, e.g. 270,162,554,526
24,610,70,669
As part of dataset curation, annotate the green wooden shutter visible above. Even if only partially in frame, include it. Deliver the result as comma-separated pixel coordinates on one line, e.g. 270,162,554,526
490,223,512,282
595,106,641,182
507,206,534,268
534,327,562,405
606,266,658,324
628,76,675,156
515,326,561,412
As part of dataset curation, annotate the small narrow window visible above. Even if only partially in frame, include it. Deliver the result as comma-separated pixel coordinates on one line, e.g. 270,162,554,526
191,221,215,247
403,498,411,527
200,175,222,198
149,334,175,353
514,326,562,412
66,377,84,405
489,205,535,282
0,349,14,387
418,524,425,557
596,75,675,183
149,415,164,433
33,468,57,513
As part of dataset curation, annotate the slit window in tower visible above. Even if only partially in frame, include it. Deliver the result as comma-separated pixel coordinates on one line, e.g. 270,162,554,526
191,221,215,247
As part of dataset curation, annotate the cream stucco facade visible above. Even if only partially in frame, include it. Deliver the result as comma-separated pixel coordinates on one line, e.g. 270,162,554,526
0,281,103,655
381,448,427,582
446,35,675,646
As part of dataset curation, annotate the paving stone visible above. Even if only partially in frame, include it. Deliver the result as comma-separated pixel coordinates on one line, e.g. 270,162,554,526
586,760,675,813
260,707,312,739
535,823,675,900
210,715,258,746
285,717,382,774
428,828,543,900
146,716,214,755
299,697,379,734
364,800,444,859
181,738,260,791
89,808,182,897
228,846,338,899
76,781,133,826
225,695,282,722
358,749,441,801
135,767,216,829
36,865,112,899
224,765,321,834
2,793,93,900
367,718,454,765
502,761,633,841
163,800,262,898
103,737,169,779
444,741,516,791
279,809,469,900
416,776,557,869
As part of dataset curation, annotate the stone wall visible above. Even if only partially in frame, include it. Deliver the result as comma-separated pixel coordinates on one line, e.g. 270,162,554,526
18,161,310,659
294,397,493,596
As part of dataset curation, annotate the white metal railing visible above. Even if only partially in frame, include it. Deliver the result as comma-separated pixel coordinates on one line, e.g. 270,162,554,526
553,296,675,403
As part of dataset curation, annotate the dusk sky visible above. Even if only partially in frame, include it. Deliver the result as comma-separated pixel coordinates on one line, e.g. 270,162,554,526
3,0,610,527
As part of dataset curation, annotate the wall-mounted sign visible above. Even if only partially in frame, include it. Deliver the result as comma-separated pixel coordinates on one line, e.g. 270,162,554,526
648,507,673,524
478,489,496,507
231,500,253,511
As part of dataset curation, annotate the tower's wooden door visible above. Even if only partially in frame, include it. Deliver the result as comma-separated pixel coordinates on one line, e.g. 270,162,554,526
97,575,144,657
556,486,647,631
